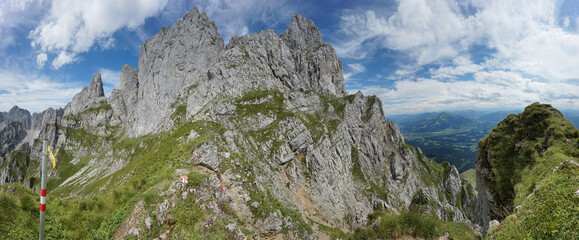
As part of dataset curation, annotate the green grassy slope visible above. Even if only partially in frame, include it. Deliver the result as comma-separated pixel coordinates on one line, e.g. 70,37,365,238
477,102,579,239
0,90,482,239
460,168,476,189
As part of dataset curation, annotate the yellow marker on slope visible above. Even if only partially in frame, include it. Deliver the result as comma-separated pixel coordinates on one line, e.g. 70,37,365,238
47,146,56,168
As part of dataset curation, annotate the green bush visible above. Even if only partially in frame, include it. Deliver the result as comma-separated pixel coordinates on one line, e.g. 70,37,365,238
348,210,479,240
489,160,579,239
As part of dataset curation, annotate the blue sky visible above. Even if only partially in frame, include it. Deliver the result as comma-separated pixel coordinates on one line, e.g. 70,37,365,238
1,0,578,115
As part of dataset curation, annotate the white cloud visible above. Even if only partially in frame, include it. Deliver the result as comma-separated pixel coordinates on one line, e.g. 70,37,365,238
358,71,579,115
30,0,169,69
335,0,475,64
344,63,367,81
336,0,579,82
0,69,81,113
51,51,77,69
430,56,482,79
349,63,366,73
505,28,579,81
36,53,48,68
563,16,570,28
0,0,47,53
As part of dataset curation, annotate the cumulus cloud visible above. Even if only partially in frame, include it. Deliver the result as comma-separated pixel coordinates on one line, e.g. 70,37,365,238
336,0,579,114
0,68,81,113
430,56,482,79
358,71,579,115
36,53,48,68
335,0,474,63
30,0,169,69
336,0,579,82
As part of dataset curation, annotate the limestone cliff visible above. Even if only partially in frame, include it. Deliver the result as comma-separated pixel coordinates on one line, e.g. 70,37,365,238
0,7,479,239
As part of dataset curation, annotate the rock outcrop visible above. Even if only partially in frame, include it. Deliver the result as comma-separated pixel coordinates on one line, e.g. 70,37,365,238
64,72,106,116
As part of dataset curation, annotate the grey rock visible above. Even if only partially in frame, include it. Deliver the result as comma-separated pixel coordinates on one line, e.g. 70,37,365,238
276,144,294,165
195,143,221,172
187,130,199,141
445,166,461,195
109,64,138,122
257,210,283,235
281,14,323,50
156,199,171,223
128,227,140,236
64,72,106,116
488,219,500,231
130,7,224,136
145,216,152,230
476,147,500,233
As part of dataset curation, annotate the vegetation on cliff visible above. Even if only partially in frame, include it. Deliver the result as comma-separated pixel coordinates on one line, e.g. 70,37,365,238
477,102,579,238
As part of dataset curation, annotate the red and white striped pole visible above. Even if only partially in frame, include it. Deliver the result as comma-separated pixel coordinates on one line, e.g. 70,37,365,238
39,139,47,240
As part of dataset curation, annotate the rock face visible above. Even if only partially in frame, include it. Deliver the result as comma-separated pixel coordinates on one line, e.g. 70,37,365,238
0,106,31,156
0,7,479,238
109,64,138,122
64,72,106,116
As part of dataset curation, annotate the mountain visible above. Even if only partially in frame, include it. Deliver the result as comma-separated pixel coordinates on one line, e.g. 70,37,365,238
476,102,579,238
0,8,479,239
476,111,516,124
395,112,474,133
562,111,579,128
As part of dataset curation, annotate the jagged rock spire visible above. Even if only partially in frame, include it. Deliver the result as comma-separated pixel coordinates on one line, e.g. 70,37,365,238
281,13,324,50
64,72,106,116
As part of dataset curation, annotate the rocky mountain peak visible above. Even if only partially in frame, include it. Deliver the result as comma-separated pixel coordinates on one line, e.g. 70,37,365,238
119,64,138,91
64,72,106,116
89,72,105,97
5,106,31,124
281,13,324,50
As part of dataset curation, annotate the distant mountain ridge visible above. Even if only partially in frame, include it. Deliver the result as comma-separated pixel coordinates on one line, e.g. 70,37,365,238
396,112,474,133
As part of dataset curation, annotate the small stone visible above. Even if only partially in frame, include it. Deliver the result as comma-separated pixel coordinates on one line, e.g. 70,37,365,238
187,130,199,141
182,191,188,199
145,216,152,230
488,220,500,231
226,223,237,232
128,227,140,236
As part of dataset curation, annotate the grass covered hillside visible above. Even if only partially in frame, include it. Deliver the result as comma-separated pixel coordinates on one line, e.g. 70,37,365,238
477,102,579,238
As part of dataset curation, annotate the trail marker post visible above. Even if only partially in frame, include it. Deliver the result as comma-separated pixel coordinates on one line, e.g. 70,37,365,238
39,139,47,240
